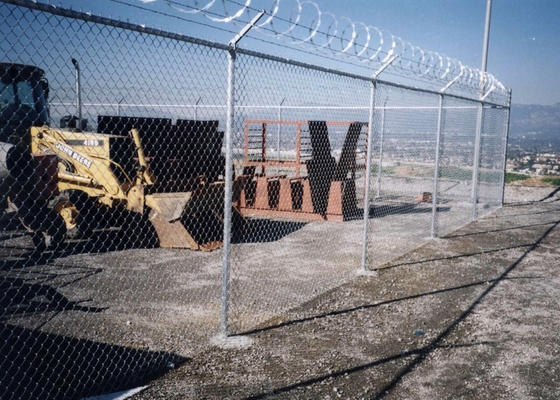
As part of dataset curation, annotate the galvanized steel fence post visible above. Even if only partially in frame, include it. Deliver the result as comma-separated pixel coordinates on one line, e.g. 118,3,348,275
471,103,483,220
361,80,377,272
471,84,497,220
376,98,388,198
221,47,235,337
361,56,396,272
221,10,265,337
431,74,462,238
500,89,513,205
431,94,445,238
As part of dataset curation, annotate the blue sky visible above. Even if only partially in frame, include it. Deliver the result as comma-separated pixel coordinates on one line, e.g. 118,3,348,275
46,1,560,105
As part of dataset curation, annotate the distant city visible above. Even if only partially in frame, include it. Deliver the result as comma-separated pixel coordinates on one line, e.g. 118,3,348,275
507,103,560,175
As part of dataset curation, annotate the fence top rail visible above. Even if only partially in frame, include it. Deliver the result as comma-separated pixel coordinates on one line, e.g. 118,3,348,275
2,0,232,52
51,103,508,111
245,120,368,126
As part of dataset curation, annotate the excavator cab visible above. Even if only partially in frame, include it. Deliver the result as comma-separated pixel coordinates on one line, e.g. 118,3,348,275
0,63,50,145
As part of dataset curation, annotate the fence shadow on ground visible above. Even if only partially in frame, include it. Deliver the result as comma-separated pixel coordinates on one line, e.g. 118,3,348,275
0,322,187,400
0,274,106,318
442,220,560,239
0,206,160,264
0,231,153,268
370,204,451,218
0,261,188,400
238,276,527,338
234,218,307,244
2,201,451,264
368,217,560,399
373,242,535,272
238,213,560,400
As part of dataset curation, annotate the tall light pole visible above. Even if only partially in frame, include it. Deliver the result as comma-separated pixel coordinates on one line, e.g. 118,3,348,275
472,0,493,220
481,0,492,75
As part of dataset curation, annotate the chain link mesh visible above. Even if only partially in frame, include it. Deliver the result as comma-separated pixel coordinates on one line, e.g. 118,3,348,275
366,84,440,267
436,96,479,236
477,106,509,214
1,1,510,398
229,53,371,333
1,2,228,398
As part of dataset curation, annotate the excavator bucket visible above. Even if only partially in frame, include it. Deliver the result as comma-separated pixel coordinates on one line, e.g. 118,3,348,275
146,184,225,251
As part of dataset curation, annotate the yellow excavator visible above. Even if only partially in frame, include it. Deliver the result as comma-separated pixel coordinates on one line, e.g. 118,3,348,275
1,63,67,251
1,61,229,252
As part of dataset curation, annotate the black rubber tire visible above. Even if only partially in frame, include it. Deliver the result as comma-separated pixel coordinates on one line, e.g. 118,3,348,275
118,211,158,249
51,191,96,239
31,209,67,252
68,190,98,238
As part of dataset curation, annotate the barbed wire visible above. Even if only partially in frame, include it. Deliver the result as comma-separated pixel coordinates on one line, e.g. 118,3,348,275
126,0,506,96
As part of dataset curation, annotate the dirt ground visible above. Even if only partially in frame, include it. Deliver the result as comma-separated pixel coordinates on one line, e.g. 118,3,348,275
126,185,560,399
134,187,560,399
3,185,560,399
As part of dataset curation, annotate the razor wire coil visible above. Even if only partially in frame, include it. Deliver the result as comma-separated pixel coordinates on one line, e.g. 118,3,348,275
115,0,507,97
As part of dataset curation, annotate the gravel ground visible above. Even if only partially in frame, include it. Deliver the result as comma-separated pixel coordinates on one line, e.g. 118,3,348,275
132,185,560,399
2,185,560,399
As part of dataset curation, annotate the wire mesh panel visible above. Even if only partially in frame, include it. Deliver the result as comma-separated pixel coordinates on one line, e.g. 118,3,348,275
366,83,439,269
1,2,230,398
228,52,371,333
436,97,479,237
476,105,509,216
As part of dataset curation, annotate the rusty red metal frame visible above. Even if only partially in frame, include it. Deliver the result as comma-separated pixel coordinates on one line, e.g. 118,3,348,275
237,120,369,222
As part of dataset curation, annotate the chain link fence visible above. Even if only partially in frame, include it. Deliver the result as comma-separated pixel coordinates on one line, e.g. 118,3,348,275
0,1,510,398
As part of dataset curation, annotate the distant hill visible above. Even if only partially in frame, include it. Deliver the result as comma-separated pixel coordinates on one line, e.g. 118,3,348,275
510,103,560,134
509,104,560,151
